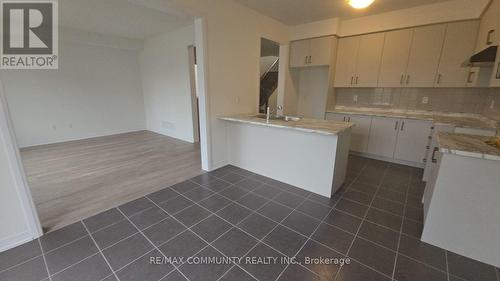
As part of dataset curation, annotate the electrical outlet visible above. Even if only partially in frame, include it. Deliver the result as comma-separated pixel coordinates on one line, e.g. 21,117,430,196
161,121,175,130
491,100,495,109
353,95,358,103
422,97,429,104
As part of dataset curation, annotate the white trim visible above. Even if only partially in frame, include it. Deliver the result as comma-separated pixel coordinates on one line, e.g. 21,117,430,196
194,18,212,171
187,45,200,143
350,151,425,168
0,231,34,253
0,80,43,247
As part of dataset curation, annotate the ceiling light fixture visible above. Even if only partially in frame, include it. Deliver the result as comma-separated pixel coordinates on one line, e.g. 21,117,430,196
346,0,375,9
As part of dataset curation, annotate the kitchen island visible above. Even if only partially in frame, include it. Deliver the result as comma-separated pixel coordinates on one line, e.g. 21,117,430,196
422,132,500,268
219,115,353,198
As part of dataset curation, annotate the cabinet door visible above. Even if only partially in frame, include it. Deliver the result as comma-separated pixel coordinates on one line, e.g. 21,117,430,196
394,119,433,163
491,58,500,87
334,36,359,87
325,113,346,122
475,12,499,52
436,21,479,87
405,24,446,87
309,36,333,67
346,115,372,153
367,117,400,158
378,29,413,87
355,33,385,87
289,40,310,68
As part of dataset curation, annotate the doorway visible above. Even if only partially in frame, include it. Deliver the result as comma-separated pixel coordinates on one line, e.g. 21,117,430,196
259,38,281,113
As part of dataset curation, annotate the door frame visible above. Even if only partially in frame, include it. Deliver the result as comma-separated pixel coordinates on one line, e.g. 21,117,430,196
0,80,43,248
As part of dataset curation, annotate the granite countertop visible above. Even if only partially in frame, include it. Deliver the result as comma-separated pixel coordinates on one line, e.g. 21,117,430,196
219,114,354,135
327,107,498,130
437,132,500,161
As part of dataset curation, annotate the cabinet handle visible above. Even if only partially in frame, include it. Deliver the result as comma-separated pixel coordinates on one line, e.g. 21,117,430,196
487,29,495,45
406,75,410,85
436,74,442,85
348,117,351,122
343,117,346,122
350,77,354,85
395,121,399,131
304,56,308,64
401,121,405,131
355,76,359,85
400,74,405,85
467,71,475,83
309,56,312,64
431,147,439,163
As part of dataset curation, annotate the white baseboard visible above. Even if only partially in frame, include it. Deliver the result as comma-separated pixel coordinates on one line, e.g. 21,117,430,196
0,231,35,253
350,151,425,169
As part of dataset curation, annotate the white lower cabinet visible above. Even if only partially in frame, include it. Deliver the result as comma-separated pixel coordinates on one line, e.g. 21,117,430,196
327,113,432,166
367,117,400,158
325,112,347,122
325,113,371,153
348,115,372,153
394,119,433,163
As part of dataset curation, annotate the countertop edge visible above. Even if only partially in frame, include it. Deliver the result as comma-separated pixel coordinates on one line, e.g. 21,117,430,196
219,116,352,136
437,133,500,162
326,109,498,131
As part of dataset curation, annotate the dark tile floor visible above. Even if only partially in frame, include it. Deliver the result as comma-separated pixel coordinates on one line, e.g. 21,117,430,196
1,156,499,281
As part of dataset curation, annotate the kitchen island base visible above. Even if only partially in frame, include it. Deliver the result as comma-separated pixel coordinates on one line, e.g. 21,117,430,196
224,121,351,198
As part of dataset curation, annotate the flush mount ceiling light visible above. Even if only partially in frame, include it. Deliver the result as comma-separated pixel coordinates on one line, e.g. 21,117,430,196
346,0,375,9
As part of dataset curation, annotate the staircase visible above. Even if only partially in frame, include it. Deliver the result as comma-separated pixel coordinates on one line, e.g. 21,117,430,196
259,58,279,113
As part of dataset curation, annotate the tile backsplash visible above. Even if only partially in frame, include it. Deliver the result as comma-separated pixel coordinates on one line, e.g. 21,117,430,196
331,88,500,121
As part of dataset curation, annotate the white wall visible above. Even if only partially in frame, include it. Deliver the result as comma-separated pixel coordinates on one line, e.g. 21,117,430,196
0,28,146,148
140,25,196,142
175,0,290,169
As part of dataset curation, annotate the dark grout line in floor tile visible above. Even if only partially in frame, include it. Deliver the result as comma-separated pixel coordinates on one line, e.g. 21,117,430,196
81,220,119,281
6,156,490,281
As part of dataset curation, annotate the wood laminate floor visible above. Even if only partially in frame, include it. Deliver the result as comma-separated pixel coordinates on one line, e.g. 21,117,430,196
20,130,202,232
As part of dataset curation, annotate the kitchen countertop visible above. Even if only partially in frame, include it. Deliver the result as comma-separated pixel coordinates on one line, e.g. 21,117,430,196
219,114,354,135
437,132,500,161
327,107,498,130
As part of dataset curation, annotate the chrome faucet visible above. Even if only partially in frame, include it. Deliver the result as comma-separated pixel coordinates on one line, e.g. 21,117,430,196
266,105,284,123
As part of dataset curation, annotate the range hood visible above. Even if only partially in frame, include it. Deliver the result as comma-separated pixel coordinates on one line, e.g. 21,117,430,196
468,46,498,66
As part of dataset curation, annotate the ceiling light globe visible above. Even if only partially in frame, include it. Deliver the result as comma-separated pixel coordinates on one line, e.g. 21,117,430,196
347,0,375,9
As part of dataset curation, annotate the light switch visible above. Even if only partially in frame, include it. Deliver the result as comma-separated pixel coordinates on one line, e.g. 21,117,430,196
353,95,358,103
422,97,429,104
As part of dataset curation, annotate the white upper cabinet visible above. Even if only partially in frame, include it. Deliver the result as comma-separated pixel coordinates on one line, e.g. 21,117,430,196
436,21,479,87
394,119,433,164
309,37,334,67
355,33,385,87
378,29,414,87
334,33,384,88
334,36,360,87
289,40,310,68
475,12,499,52
289,37,333,68
405,24,447,87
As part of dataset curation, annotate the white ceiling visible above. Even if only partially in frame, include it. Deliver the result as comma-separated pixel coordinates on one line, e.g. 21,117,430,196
59,0,195,40
234,0,454,25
